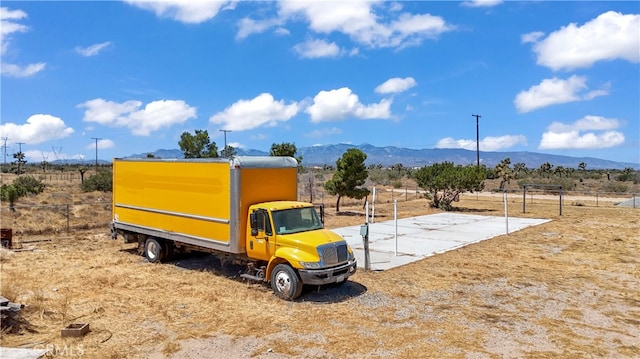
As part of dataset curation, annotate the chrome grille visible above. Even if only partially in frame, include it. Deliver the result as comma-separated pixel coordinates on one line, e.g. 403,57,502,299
320,243,348,266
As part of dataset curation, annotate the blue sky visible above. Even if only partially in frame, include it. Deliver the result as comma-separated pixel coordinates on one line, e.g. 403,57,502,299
1,1,639,165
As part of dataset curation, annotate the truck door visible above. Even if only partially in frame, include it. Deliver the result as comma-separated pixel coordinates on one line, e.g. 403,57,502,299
247,209,274,261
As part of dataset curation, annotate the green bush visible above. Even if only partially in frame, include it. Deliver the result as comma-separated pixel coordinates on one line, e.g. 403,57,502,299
82,170,113,192
0,184,19,210
616,172,639,183
13,175,46,196
603,182,628,193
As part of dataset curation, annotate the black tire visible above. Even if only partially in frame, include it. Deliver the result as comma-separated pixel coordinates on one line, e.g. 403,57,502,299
144,238,165,263
270,264,303,300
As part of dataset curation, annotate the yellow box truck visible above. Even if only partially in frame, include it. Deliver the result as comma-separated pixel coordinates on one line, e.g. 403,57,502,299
110,156,357,300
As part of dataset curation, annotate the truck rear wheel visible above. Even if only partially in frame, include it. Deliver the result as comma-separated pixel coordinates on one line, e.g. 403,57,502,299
271,264,303,300
145,238,165,263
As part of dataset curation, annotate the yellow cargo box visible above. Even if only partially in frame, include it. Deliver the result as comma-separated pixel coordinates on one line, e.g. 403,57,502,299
112,156,298,254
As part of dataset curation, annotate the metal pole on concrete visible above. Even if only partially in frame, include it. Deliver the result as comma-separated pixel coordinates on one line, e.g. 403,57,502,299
504,192,509,235
371,187,376,223
363,201,370,271
394,199,398,256
559,187,563,216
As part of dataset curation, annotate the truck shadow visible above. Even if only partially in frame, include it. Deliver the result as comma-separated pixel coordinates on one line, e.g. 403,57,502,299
299,281,368,303
123,250,368,303
170,252,368,303
169,252,246,279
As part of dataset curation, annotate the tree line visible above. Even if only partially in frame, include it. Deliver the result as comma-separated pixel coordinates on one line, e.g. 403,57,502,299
3,129,638,213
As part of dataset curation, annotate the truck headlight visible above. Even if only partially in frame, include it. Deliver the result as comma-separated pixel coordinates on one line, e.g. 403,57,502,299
299,261,322,269
347,247,355,260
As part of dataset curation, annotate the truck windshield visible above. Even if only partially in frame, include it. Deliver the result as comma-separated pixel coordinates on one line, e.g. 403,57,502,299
272,207,323,235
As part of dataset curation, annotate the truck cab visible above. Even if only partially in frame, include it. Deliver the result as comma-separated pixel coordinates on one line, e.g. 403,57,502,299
247,201,357,299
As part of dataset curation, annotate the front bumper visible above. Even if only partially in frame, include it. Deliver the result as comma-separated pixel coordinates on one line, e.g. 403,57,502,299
298,259,357,285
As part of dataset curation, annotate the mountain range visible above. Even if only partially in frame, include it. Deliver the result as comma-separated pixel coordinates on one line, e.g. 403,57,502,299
125,144,638,170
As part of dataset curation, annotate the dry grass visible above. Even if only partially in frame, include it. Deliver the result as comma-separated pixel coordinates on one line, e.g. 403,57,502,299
0,173,639,358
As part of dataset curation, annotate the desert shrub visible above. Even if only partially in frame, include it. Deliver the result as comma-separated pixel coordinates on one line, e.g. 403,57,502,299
1,184,19,210
616,172,639,183
13,175,46,196
392,180,403,189
82,170,113,192
603,182,628,193
367,169,388,185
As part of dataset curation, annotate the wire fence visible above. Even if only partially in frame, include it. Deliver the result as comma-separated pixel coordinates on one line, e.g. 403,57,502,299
305,185,639,210
1,187,636,237
0,201,112,235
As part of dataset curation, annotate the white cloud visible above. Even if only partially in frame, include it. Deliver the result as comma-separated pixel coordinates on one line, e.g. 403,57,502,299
375,77,416,94
461,0,503,8
528,11,640,71
0,114,75,145
78,98,197,136
1,62,46,77
436,135,527,151
97,139,115,150
269,1,453,50
514,75,608,113
24,150,84,163
125,0,234,24
0,7,46,77
237,17,285,40
0,7,28,55
306,87,392,122
305,127,343,138
209,93,299,131
539,115,625,149
76,41,111,57
521,31,544,44
293,38,342,58
85,139,114,151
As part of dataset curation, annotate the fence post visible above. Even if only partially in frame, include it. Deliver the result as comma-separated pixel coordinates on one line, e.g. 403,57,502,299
635,194,637,209
559,187,563,216
596,191,599,207
66,204,70,232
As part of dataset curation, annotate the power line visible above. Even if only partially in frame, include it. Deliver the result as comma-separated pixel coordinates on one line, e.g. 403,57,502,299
1,137,7,165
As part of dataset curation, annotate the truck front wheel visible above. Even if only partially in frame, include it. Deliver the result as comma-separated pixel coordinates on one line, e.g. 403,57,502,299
145,238,165,263
271,264,303,300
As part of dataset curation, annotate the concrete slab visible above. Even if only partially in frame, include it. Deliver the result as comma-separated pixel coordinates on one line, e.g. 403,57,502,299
333,213,550,271
0,347,47,359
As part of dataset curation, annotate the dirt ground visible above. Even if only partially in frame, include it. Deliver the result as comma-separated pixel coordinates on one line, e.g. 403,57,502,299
0,177,639,358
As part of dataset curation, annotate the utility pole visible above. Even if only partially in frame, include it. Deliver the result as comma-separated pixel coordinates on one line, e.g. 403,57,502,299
1,137,7,165
472,114,481,167
91,137,101,172
219,129,231,157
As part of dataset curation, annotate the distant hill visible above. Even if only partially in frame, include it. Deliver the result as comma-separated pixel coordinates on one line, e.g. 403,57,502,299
127,144,638,170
